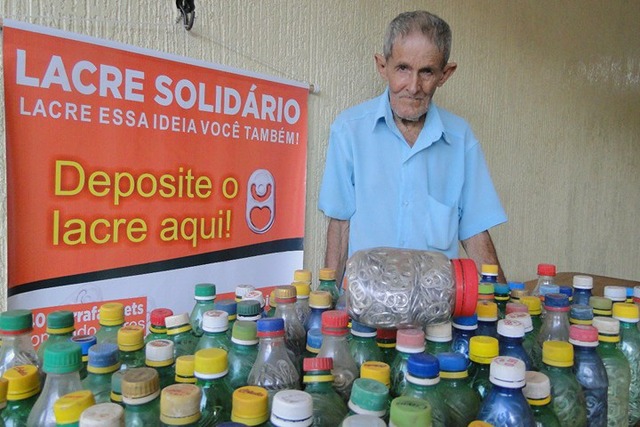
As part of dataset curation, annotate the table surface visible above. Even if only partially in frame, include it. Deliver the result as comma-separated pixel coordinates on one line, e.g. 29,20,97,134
524,271,640,296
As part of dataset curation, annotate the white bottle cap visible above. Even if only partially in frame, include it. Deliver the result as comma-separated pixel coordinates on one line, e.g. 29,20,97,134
145,339,174,364
165,313,190,329
270,390,314,427
497,319,525,338
235,284,255,299
523,371,551,400
79,402,125,427
634,286,640,300
604,286,627,302
573,275,593,290
243,290,266,308
342,414,387,427
425,321,452,342
505,312,533,332
489,356,526,388
202,310,229,333
592,316,620,335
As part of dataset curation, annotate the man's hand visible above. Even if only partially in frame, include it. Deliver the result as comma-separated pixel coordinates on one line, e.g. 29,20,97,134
461,230,507,283
325,218,350,283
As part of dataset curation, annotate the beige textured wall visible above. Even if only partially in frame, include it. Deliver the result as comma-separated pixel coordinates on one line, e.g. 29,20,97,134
1,1,639,309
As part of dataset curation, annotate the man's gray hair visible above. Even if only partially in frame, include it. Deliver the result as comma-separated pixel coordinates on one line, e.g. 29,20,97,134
383,11,452,65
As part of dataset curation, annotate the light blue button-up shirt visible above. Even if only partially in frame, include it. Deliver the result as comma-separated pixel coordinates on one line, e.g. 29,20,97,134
318,89,507,259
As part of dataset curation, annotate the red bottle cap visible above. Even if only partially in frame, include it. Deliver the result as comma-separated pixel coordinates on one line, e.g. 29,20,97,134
569,324,598,343
537,264,556,276
376,328,397,341
321,310,348,330
396,328,425,352
150,308,174,327
451,259,478,317
303,357,333,372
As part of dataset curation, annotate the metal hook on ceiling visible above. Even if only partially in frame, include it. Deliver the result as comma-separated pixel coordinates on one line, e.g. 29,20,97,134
176,0,196,31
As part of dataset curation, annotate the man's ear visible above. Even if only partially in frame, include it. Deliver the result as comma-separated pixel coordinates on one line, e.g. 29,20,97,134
374,53,388,80
438,62,457,87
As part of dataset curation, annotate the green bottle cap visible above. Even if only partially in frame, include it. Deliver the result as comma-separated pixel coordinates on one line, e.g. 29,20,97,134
232,320,258,344
348,378,389,416
237,300,261,317
389,396,432,427
0,310,33,334
43,342,82,374
46,310,75,334
194,283,216,300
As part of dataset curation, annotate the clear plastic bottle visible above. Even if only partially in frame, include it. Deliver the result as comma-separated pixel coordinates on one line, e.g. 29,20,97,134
436,351,482,427
235,284,256,302
293,282,312,327
317,268,340,307
94,303,124,345
593,316,631,427
469,336,498,400
531,263,556,297
476,301,499,338
476,356,535,427
304,291,332,333
145,339,175,389
612,302,640,425
302,357,348,427
523,371,562,427
230,385,269,427
388,396,432,427
37,311,75,365
53,390,95,427
189,283,217,338
117,325,146,371
194,348,233,425
572,275,593,306
273,285,306,372
390,328,426,397
494,283,511,319
159,383,202,427
145,308,173,344
537,293,570,344
401,353,448,427
82,342,121,404
317,310,359,401
226,320,259,390
78,402,125,427
497,319,533,370
27,342,84,427
345,378,389,421
270,390,313,427
165,313,199,358
237,300,263,323
2,364,41,427
121,367,161,427
247,318,300,398
569,324,608,427
214,299,238,338
70,335,97,381
0,310,41,375
570,304,594,326
349,320,383,369
195,310,232,352
590,296,613,317
451,314,477,362
505,312,539,371
376,328,398,366
539,340,588,427
425,321,452,356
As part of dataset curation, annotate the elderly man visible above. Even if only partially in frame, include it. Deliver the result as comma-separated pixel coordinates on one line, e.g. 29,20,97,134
319,10,507,282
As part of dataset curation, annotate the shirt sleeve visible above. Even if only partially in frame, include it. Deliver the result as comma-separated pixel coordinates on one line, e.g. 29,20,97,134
318,121,356,220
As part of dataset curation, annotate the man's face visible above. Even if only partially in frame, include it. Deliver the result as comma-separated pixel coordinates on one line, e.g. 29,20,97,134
375,32,456,122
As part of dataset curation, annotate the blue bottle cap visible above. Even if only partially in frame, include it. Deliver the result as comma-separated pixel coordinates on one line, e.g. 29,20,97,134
627,287,634,298
452,314,478,329
494,284,511,295
570,304,594,321
558,286,573,298
407,353,439,379
256,317,284,333
436,352,467,373
70,335,98,357
544,293,569,308
539,284,560,296
215,299,238,316
306,328,323,351
351,320,377,335
508,282,525,291
88,343,120,368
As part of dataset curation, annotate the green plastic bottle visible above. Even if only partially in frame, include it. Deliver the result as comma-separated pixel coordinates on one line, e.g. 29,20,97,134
37,311,75,365
539,341,588,427
302,357,348,427
505,312,539,371
401,353,448,427
376,328,397,366
69,335,96,381
165,313,199,359
349,321,383,370
194,348,233,425
195,310,232,352
230,385,269,427
425,321,453,356
122,367,161,427
390,328,426,398
189,283,217,337
118,325,146,371
317,268,340,308
53,390,95,427
226,320,259,390
468,336,498,400
214,299,238,339
436,352,482,427
2,365,41,426
612,302,640,425
160,384,202,427
82,342,121,404
145,339,175,389
94,303,124,345
388,396,432,427
110,370,124,407
523,371,562,427
145,308,173,344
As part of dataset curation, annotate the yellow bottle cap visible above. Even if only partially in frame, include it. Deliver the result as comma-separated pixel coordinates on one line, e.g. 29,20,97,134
2,365,40,401
319,268,336,281
476,301,498,320
542,341,574,367
293,269,312,284
269,290,278,308
54,390,96,425
0,377,7,407
469,336,499,364
612,302,640,323
510,289,529,301
520,296,542,315
175,355,196,384
231,386,269,426
481,264,499,275
121,367,160,405
469,421,494,427
308,290,332,308
160,384,202,426
293,282,311,298
275,285,297,302
360,361,391,388
99,302,124,326
117,325,145,352
194,348,228,379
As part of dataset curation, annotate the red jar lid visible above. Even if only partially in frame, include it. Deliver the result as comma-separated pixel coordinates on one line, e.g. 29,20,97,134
451,258,478,317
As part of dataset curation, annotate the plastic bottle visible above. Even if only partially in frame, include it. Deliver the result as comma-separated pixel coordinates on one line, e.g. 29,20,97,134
304,328,322,358
390,328,426,397
237,300,263,323
360,361,391,388
53,390,95,427
569,324,608,427
121,367,161,427
294,269,312,288
497,319,533,370
604,286,627,305
165,313,198,358
269,390,313,427
401,353,448,427
612,302,640,425
195,310,232,352
70,335,97,381
0,310,41,375
274,285,307,371
388,396,432,427
376,328,398,366
317,310,359,401
570,304,594,326
425,321,452,356
109,370,124,407
227,320,259,390
145,308,173,344
194,348,233,425
247,318,300,398
531,263,556,297
346,378,389,421
159,383,202,427
522,371,562,427
304,291,332,333
145,339,175,389
82,343,121,404
593,316,631,427
189,283,217,337
302,357,348,427
349,320,383,369
117,325,146,371
494,283,511,319
539,340,588,427
230,385,269,427
537,293,570,345
94,303,124,345
479,264,498,301
37,311,75,365
214,299,238,337
468,335,499,399
317,268,340,307
78,402,125,427
572,275,594,306
451,314,477,362
293,282,312,327
476,356,535,427
436,351,482,427
235,284,256,302
1,365,41,426
476,301,499,338
174,355,196,385
590,296,613,317
505,312,539,371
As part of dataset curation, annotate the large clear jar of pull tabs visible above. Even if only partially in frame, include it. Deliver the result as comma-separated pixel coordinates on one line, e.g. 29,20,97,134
345,248,478,329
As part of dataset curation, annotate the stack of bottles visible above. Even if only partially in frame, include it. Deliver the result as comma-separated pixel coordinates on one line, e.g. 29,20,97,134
1,265,640,426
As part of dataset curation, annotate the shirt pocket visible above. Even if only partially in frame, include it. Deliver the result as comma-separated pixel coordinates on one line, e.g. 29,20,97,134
424,195,458,251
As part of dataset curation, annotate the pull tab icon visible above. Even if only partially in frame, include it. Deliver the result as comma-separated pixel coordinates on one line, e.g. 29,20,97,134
246,169,275,234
